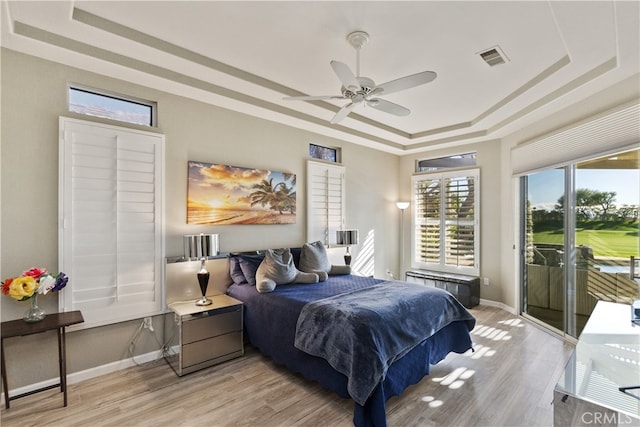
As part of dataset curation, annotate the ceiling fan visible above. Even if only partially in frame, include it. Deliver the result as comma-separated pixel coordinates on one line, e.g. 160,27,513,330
283,31,437,124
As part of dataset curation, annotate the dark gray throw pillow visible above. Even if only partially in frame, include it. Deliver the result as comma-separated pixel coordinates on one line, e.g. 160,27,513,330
237,253,265,287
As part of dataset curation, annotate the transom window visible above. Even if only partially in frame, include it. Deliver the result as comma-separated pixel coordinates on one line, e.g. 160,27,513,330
68,85,156,127
309,143,340,163
416,152,477,172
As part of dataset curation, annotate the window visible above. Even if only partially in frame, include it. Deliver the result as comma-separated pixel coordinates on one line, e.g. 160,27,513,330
59,117,165,329
68,85,156,127
412,169,480,275
306,160,345,246
309,143,339,163
416,152,476,172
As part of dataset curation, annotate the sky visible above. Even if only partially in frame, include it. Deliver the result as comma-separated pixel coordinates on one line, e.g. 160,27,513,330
528,168,639,211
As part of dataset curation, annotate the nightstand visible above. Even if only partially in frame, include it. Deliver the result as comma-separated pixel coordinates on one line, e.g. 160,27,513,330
164,294,243,376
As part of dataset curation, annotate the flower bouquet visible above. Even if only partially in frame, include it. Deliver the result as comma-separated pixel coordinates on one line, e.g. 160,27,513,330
2,267,68,322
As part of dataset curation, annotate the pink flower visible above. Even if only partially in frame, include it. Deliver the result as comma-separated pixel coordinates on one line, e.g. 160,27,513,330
22,268,48,281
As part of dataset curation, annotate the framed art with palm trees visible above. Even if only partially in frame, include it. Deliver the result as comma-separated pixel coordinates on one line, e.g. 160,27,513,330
187,161,296,225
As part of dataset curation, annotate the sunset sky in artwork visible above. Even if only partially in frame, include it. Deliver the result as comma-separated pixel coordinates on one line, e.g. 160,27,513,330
187,161,292,211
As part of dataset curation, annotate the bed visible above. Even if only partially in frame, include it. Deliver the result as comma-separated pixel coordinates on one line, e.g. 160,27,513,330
226,252,476,427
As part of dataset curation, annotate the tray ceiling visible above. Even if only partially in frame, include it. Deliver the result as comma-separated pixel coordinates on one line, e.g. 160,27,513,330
2,1,638,154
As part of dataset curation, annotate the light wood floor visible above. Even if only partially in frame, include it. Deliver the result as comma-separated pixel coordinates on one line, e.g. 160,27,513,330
1,305,574,427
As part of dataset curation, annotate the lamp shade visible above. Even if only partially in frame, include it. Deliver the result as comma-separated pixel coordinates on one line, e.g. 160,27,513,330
183,234,219,260
396,201,410,210
336,229,359,246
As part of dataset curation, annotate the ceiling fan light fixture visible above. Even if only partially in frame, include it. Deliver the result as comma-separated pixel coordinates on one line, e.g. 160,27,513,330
284,30,437,124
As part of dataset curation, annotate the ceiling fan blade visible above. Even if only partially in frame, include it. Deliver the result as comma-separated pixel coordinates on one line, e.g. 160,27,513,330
283,95,344,101
330,102,357,124
330,60,360,92
375,71,437,96
367,98,410,116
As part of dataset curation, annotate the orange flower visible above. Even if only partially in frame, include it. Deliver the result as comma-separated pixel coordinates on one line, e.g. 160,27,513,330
1,277,13,295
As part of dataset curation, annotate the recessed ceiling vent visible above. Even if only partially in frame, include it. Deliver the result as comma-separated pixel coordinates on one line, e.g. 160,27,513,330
478,45,509,66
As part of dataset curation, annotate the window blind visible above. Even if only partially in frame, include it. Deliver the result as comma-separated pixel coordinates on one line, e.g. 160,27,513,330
59,117,164,329
511,101,640,176
413,169,480,275
306,160,345,246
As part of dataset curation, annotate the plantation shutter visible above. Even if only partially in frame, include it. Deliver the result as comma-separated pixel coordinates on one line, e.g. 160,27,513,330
412,169,479,275
59,117,164,329
444,176,476,269
307,160,345,246
414,177,441,265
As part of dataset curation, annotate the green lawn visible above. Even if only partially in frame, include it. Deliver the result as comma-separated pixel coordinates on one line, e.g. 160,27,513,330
534,228,638,258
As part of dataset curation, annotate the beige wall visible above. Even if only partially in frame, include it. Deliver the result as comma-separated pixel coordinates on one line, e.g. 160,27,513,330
1,48,399,388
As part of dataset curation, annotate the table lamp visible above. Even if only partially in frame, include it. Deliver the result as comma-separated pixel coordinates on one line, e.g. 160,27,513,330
183,233,219,306
336,229,359,265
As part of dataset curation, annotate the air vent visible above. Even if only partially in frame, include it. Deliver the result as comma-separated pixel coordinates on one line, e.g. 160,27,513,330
478,45,509,66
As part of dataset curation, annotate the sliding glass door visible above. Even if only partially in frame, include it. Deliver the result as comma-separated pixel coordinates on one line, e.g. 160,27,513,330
521,149,639,338
523,168,566,333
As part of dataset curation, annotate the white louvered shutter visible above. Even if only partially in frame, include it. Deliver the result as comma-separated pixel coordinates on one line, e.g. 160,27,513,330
306,160,345,246
59,117,164,329
412,169,479,275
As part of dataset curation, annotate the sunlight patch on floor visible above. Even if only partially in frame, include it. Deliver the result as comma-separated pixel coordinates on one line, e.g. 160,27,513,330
498,318,525,327
463,343,496,359
431,366,476,390
420,395,445,407
471,324,512,340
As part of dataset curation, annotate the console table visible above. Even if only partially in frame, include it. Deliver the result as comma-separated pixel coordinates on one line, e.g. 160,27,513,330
1,311,84,409
554,301,639,425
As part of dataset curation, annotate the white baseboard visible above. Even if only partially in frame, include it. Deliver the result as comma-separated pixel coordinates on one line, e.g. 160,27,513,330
479,298,517,314
1,350,164,403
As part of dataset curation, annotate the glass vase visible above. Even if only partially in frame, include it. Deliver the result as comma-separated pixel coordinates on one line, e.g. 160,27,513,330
23,293,45,323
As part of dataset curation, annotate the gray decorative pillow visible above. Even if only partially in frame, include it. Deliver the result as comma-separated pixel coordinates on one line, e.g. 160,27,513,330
300,241,331,273
299,241,351,279
256,248,318,293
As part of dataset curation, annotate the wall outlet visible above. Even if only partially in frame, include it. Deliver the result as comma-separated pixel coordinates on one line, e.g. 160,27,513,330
143,317,153,330
483,277,490,286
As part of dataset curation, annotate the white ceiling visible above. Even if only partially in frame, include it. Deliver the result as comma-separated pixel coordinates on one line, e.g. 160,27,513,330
2,1,639,155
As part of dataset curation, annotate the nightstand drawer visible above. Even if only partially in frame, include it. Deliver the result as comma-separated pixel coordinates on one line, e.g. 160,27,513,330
165,294,244,376
182,331,242,368
183,309,241,344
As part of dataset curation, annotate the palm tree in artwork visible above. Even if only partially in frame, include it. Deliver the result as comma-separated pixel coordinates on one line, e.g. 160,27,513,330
249,177,297,215
249,178,277,211
275,182,296,214
283,173,297,187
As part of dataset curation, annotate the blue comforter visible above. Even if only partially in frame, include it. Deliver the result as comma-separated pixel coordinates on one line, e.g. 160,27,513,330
227,275,475,427
294,280,476,405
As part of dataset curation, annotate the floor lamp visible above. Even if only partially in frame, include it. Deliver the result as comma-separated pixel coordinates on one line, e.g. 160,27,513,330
396,202,410,278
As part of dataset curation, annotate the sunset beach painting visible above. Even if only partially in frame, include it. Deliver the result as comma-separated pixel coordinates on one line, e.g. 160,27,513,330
187,161,296,225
